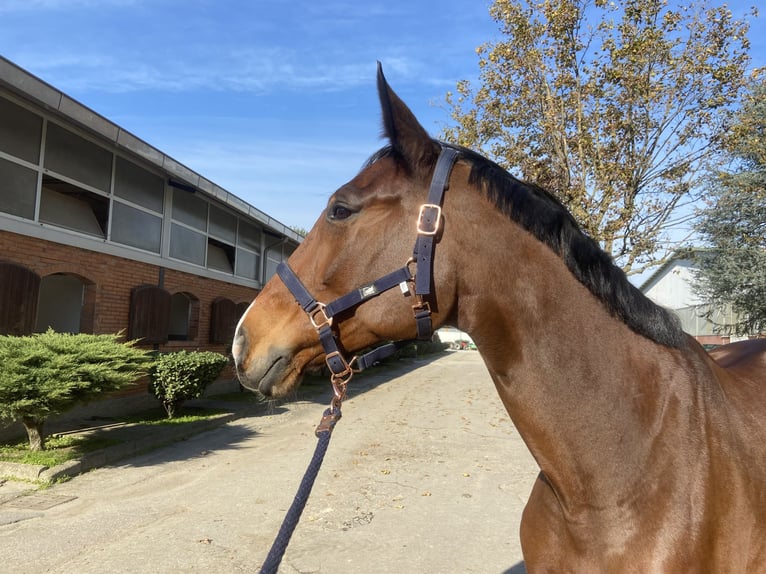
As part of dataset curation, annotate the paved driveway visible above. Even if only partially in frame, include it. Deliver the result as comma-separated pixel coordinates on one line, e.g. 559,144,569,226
0,352,538,573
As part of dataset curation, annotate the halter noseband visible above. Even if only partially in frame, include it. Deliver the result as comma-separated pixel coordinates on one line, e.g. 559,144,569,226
276,145,460,408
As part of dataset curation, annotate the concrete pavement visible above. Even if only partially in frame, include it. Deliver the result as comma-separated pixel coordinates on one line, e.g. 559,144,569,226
0,352,538,573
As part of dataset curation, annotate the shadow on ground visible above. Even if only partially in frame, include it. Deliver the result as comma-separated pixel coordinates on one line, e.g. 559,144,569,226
0,354,448,482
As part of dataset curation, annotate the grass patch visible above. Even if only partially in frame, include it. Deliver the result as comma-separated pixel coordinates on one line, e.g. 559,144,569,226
119,406,226,425
0,407,225,466
0,434,119,467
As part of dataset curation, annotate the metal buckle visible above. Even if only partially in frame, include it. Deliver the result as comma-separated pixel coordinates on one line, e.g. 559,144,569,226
309,302,333,330
412,300,431,316
325,351,357,382
417,204,442,236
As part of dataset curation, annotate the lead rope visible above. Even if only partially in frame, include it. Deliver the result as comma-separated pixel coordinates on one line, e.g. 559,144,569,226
258,145,460,572
258,402,343,574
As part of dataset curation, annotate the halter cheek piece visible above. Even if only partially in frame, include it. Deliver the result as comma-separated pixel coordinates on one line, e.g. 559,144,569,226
276,145,460,408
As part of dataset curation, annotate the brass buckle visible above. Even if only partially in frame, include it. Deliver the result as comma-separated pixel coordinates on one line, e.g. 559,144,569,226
309,302,333,330
325,351,357,384
417,204,442,236
412,300,431,316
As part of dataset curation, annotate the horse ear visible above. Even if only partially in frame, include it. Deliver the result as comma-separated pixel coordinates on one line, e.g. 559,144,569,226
377,62,439,170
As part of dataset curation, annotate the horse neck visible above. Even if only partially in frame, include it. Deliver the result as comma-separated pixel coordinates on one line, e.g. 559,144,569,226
448,210,698,508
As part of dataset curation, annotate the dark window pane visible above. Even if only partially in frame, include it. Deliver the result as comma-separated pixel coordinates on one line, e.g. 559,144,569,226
238,220,261,251
111,201,162,253
114,157,164,213
209,205,237,243
0,96,42,163
0,157,37,219
172,189,207,230
170,223,206,265
235,248,259,280
44,123,112,191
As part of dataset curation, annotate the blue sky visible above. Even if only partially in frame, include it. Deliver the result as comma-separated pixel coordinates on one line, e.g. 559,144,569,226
0,0,763,236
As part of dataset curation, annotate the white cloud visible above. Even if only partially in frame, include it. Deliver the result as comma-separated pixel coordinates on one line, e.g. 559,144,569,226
10,47,405,95
0,0,135,12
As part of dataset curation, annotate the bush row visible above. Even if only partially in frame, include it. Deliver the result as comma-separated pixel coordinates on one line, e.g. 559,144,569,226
0,330,229,450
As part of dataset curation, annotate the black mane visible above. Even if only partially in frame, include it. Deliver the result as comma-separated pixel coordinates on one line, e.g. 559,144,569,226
364,143,685,348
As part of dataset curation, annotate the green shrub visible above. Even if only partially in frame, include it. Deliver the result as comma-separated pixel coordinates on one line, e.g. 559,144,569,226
0,330,152,451
149,351,228,418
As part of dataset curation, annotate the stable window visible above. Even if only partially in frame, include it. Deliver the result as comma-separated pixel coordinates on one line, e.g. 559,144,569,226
0,157,37,220
111,202,162,253
0,96,42,164
265,251,280,281
235,220,262,281
39,176,108,238
169,223,206,266
237,220,261,251
234,248,259,280
209,205,237,244
114,156,165,213
207,238,235,274
44,123,112,192
172,189,207,231
265,241,291,282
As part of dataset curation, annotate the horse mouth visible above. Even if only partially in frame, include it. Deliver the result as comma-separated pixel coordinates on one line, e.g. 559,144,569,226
238,354,294,397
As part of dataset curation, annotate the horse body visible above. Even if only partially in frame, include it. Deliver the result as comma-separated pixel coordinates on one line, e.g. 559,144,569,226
233,65,766,571
440,171,766,572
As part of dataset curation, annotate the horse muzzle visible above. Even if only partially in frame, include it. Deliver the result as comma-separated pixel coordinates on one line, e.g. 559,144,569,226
233,326,293,396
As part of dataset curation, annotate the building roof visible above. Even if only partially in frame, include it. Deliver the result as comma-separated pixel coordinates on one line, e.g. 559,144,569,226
0,56,302,244
639,249,700,293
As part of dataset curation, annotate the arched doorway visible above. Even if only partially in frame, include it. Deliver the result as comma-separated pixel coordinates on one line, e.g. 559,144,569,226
36,273,92,333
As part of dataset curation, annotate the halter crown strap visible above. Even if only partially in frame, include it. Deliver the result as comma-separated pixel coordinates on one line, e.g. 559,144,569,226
275,144,460,395
413,146,460,296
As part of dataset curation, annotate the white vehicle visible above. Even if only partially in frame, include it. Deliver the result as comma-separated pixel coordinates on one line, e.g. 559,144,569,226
435,327,475,350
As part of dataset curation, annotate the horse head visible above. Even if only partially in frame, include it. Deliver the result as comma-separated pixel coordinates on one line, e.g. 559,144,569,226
233,65,462,397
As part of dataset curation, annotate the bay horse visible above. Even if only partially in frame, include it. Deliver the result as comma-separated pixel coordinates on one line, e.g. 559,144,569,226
233,64,766,572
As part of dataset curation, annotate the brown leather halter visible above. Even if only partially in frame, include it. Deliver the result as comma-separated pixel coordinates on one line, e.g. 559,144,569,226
275,145,460,408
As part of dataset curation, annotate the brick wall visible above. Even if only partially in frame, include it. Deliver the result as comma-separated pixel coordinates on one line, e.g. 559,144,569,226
0,229,258,396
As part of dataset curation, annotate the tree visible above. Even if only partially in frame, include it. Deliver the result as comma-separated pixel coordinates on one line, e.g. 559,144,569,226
444,0,757,274
0,330,152,451
693,79,766,335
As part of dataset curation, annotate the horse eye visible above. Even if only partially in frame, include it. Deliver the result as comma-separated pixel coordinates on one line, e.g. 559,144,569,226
328,204,355,221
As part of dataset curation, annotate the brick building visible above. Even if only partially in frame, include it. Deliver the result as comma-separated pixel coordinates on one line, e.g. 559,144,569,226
0,57,302,412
